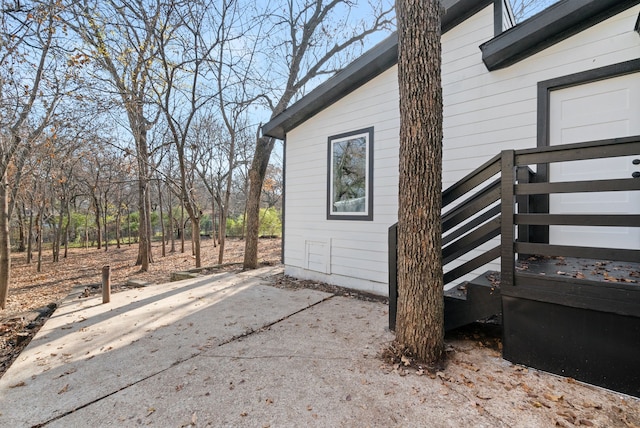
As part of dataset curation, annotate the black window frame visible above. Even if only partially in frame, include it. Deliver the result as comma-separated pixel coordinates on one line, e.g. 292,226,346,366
326,127,374,221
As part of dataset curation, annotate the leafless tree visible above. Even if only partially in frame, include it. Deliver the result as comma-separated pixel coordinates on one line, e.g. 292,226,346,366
243,0,394,268
510,0,556,22
0,0,70,308
66,0,166,271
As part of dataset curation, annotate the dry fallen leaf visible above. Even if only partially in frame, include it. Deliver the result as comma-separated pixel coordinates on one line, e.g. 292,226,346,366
544,393,563,402
401,355,411,367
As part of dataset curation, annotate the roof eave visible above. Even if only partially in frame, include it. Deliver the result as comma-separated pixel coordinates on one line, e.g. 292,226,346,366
262,34,398,140
481,0,640,71
262,0,494,140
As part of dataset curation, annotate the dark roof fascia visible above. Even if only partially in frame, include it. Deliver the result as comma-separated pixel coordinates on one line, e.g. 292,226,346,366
442,0,493,33
481,0,640,71
262,0,492,140
262,34,398,140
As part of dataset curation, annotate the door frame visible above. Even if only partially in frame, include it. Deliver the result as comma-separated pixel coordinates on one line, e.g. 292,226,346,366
533,58,640,243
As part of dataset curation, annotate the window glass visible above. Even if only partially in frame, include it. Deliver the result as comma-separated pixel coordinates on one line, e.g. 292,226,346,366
327,128,373,220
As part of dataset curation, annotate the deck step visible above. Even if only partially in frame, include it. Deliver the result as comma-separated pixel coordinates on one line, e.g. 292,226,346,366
444,271,501,331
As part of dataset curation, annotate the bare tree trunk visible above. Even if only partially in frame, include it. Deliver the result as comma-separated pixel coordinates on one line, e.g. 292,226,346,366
243,136,275,269
211,194,217,248
103,193,109,252
17,204,26,252
180,202,185,253
192,219,201,268
0,176,11,309
63,199,71,258
158,179,166,257
53,195,64,262
84,207,89,249
115,205,122,249
135,125,153,271
27,205,34,264
394,0,444,364
36,204,44,273
93,196,102,250
169,192,175,253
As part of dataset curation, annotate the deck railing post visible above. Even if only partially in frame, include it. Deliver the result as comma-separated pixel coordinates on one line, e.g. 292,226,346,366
388,223,398,331
501,150,515,287
516,166,531,245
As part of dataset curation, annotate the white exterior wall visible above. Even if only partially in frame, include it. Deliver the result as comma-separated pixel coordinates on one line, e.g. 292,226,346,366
284,67,400,295
284,3,640,295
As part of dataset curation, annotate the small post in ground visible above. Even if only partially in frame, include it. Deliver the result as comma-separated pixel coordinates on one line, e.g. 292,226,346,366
102,265,111,304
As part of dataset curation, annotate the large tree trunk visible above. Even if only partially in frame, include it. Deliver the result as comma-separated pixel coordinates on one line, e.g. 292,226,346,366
135,125,153,271
243,136,275,269
394,0,444,364
0,175,11,309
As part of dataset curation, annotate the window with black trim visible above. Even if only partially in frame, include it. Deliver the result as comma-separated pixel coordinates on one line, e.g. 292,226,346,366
327,127,373,220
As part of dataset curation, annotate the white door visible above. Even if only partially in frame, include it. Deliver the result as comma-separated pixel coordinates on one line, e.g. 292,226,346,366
549,72,640,250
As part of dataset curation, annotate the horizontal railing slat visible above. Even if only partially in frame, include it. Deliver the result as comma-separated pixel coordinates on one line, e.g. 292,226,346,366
443,216,501,265
443,246,501,286
443,180,500,232
516,178,640,195
514,242,640,263
443,205,501,246
515,214,640,227
514,136,640,165
442,154,501,207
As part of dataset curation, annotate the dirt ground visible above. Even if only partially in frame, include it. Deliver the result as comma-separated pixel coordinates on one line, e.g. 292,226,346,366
0,238,281,377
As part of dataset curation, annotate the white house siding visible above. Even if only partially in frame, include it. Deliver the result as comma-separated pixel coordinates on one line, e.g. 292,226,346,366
441,4,640,281
284,3,640,295
284,67,400,295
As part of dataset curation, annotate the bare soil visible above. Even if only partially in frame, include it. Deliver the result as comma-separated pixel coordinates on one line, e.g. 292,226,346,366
0,238,281,377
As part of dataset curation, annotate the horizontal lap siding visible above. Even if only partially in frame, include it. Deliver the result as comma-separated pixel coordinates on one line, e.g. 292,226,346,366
284,4,640,295
443,5,640,281
284,67,399,294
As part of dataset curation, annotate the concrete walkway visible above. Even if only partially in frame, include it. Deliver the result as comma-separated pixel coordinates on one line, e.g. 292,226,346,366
1,266,638,427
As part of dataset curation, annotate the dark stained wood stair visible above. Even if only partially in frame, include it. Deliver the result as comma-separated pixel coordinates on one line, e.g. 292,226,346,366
443,271,501,331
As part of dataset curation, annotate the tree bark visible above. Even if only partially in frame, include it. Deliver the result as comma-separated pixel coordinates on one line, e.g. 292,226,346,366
243,136,275,269
0,175,11,309
92,195,102,250
17,205,26,252
394,0,444,364
158,179,166,257
27,205,34,264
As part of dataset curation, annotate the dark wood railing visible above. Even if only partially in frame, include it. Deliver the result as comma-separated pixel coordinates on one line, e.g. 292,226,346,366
502,135,640,315
389,135,640,325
